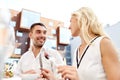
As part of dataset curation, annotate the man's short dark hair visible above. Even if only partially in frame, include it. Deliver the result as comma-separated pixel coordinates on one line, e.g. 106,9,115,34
30,22,47,32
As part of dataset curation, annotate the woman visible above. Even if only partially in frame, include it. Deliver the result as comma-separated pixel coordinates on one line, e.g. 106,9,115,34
41,7,120,80
58,7,120,80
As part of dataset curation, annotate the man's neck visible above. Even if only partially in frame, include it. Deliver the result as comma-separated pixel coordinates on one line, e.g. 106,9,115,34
32,46,41,57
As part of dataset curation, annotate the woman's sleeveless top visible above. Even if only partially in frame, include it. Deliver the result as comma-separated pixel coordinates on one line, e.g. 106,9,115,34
72,36,107,80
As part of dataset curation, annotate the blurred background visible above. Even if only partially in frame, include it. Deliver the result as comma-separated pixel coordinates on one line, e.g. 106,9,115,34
0,0,120,79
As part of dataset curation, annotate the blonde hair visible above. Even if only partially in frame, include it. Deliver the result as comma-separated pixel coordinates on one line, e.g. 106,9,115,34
72,7,106,44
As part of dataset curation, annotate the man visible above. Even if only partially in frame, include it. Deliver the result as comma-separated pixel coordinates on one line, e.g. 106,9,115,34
15,22,64,80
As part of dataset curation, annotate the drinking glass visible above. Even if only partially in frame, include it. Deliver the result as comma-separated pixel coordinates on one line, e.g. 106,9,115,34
41,48,68,80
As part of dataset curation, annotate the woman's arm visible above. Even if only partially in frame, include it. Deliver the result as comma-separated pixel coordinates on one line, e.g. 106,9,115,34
101,37,120,80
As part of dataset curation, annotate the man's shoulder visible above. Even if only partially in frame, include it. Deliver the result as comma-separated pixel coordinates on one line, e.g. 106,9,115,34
44,48,60,55
44,47,58,53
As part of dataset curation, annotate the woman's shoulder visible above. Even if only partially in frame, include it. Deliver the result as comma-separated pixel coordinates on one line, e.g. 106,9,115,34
100,36,118,56
94,36,110,44
100,36,111,46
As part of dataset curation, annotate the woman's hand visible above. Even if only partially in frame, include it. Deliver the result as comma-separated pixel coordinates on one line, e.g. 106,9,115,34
40,68,56,80
58,66,79,80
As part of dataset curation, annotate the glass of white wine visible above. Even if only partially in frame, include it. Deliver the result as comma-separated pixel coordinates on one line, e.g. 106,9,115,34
0,8,15,79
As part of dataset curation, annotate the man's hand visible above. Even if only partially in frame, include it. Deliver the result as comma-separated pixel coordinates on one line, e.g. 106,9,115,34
22,69,37,74
41,68,56,80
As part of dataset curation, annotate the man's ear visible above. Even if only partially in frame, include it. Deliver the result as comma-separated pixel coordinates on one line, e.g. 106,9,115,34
29,32,32,38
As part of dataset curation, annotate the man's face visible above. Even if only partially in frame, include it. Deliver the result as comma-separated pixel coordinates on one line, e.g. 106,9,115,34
29,25,47,48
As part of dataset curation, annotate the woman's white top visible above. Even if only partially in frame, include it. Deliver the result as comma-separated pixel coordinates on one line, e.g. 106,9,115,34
72,36,107,80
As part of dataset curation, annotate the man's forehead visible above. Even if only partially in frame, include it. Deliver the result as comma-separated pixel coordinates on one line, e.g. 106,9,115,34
34,25,47,30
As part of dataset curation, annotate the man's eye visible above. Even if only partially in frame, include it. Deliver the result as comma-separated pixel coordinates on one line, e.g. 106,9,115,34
36,31,41,34
44,31,47,34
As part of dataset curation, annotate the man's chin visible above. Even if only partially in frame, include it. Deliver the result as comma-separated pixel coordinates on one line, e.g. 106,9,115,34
34,44,44,48
34,45,43,48
38,43,45,47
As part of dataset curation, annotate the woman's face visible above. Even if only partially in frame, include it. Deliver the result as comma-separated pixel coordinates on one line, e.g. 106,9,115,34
69,16,80,37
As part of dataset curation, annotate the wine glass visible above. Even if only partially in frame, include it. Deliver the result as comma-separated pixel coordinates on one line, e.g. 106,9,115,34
42,48,68,80
0,8,15,79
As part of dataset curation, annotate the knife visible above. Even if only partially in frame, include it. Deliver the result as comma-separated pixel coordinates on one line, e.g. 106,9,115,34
39,53,43,69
